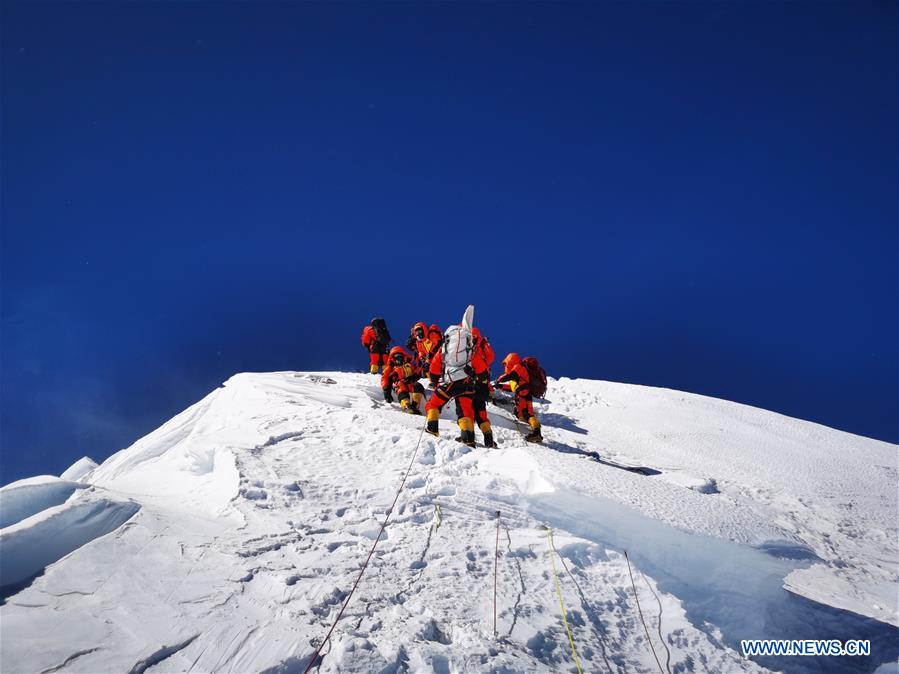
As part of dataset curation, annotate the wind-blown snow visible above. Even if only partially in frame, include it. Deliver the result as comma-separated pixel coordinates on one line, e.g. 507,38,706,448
1,371,896,674
0,494,140,587
88,387,241,519
60,456,99,482
0,475,87,529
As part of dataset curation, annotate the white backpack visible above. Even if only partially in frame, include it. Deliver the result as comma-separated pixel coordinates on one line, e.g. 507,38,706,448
442,325,473,383
441,304,475,383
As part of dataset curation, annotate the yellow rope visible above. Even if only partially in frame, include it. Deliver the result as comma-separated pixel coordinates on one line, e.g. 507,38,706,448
545,526,583,674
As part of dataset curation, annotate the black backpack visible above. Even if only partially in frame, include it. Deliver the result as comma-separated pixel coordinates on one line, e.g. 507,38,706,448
371,317,391,344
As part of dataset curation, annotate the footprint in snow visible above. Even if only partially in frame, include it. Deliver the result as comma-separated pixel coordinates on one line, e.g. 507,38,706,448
409,511,433,525
283,481,304,497
358,528,387,541
418,619,452,645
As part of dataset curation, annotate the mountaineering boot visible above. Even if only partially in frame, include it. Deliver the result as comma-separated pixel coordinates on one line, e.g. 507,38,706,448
480,422,496,448
370,363,379,374
458,417,476,448
409,391,424,415
525,417,542,443
426,408,440,437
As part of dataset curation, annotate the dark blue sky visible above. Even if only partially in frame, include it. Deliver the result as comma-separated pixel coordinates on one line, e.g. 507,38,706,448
2,1,896,484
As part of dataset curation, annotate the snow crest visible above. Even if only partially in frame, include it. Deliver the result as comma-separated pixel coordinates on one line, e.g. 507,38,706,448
0,475,87,529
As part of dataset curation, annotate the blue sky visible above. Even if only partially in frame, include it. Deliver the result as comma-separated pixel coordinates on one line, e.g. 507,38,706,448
1,1,896,484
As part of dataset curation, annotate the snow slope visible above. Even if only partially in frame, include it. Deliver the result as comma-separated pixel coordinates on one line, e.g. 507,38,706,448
1,371,896,674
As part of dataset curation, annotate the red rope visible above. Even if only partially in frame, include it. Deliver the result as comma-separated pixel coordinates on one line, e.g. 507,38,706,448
302,421,428,674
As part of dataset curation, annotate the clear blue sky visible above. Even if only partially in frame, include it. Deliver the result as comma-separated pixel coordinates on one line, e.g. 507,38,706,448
1,1,896,484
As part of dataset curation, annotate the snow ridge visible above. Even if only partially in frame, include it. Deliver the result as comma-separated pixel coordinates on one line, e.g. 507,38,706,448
0,371,896,674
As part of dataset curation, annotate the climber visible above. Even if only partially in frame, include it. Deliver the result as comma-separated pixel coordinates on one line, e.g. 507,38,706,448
469,327,496,448
407,321,442,374
361,317,391,374
494,352,542,443
381,346,425,414
421,324,443,377
425,323,477,447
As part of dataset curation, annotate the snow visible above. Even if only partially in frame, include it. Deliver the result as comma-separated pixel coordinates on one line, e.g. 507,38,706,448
0,475,87,528
60,456,99,482
0,491,140,588
88,386,241,519
0,370,896,674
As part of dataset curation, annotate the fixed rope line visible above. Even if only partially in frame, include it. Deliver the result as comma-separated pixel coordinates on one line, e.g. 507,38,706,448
503,524,527,639
624,551,665,674
493,510,501,638
310,637,332,674
639,568,672,674
544,526,584,674
553,540,616,674
302,418,429,674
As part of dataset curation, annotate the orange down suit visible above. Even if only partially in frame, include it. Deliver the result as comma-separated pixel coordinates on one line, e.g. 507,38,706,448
381,357,425,412
497,361,538,426
425,351,476,437
362,325,389,372
470,332,495,432
409,322,441,370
